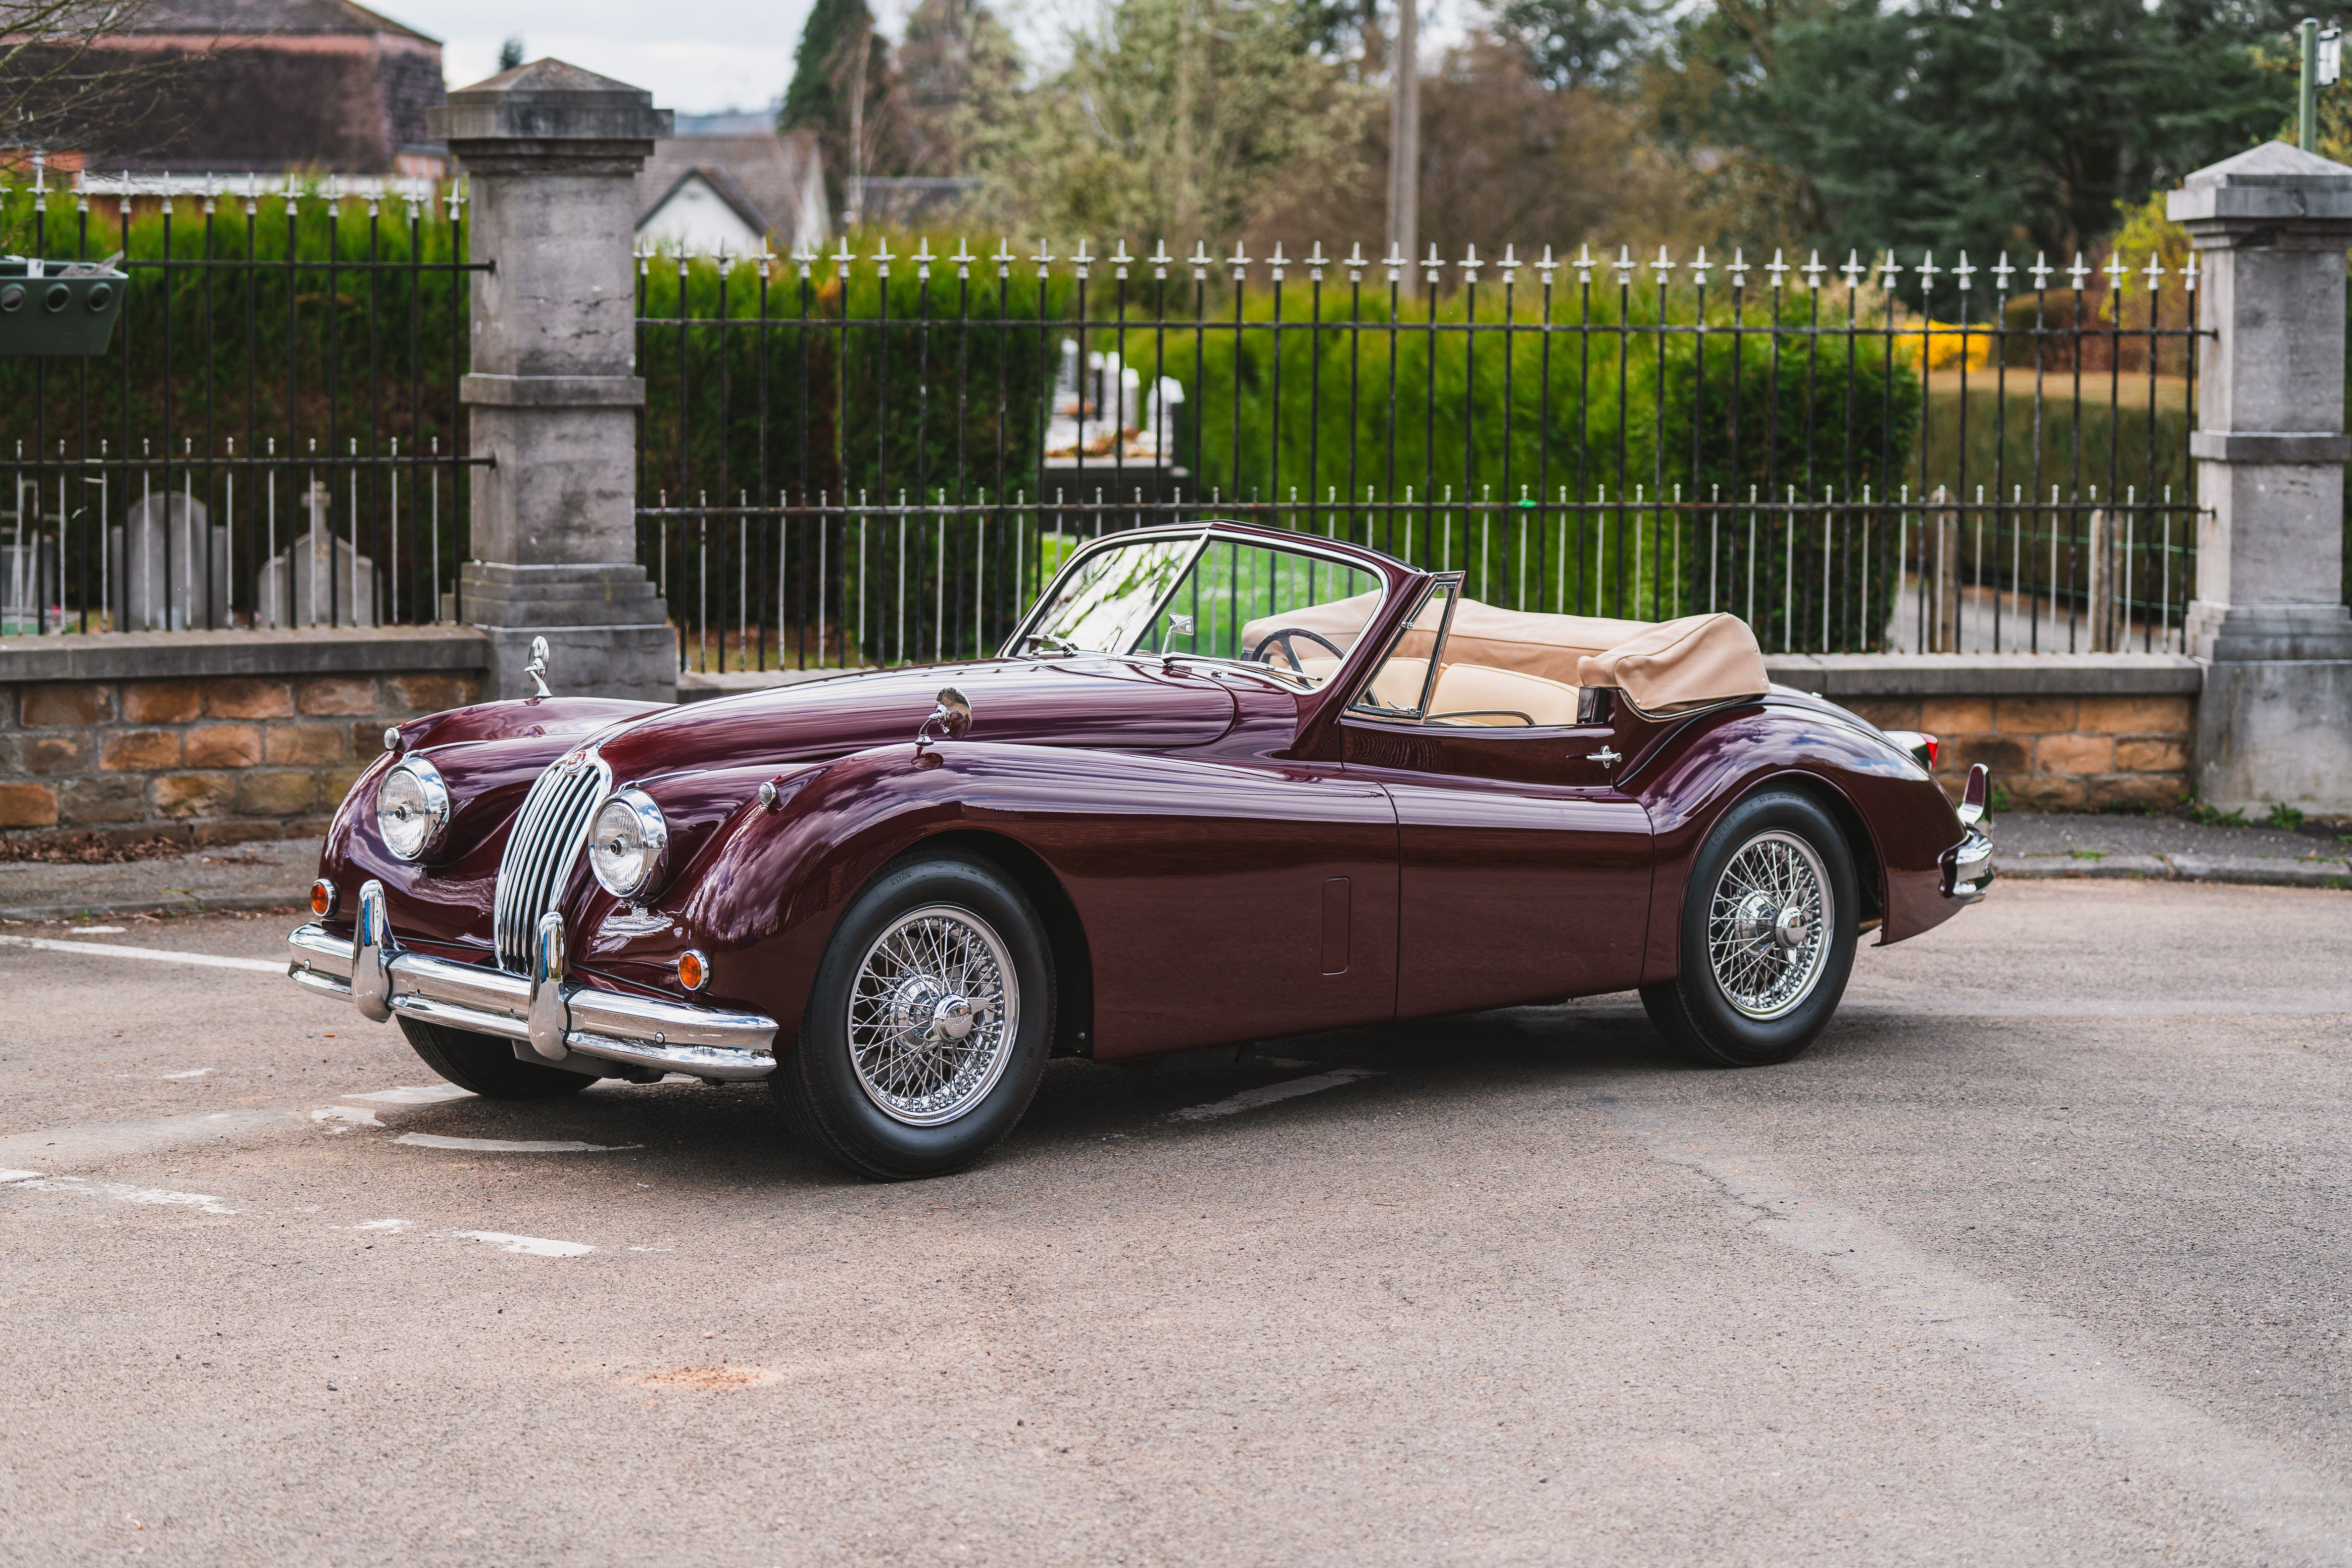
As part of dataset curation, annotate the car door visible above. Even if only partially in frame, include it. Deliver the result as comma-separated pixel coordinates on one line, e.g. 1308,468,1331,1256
1332,578,1655,1019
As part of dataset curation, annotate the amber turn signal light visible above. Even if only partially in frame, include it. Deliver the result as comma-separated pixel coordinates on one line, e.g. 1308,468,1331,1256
310,879,339,918
677,949,709,992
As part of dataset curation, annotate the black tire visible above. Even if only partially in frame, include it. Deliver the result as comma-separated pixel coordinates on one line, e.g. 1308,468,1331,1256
1640,789,1860,1068
397,1016,593,1099
774,851,1055,1180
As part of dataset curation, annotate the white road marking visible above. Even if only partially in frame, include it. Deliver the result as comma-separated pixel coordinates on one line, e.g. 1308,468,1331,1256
1593,1092,2352,1565
69,926,126,934
11,1176,238,1216
312,1106,381,1132
356,1219,415,1232
395,1133,637,1153
0,1170,44,1183
160,1069,214,1080
1169,1068,1383,1122
450,1230,593,1258
0,933,282,973
342,1085,475,1105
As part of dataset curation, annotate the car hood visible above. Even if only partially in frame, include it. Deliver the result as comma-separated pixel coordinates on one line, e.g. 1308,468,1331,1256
589,655,1242,783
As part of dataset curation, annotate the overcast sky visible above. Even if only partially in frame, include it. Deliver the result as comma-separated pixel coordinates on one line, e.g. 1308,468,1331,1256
397,0,1461,118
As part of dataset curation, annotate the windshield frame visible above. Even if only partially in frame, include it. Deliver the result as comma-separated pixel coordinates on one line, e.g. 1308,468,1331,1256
1001,523,1396,677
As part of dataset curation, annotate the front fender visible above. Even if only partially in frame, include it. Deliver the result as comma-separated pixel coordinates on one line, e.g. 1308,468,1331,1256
584,742,1062,1036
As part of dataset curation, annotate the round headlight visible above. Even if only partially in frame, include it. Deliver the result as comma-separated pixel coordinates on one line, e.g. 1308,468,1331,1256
374,758,450,862
588,789,669,900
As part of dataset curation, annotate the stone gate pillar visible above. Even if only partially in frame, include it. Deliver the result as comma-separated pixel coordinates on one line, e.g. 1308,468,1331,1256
428,60,675,703
2170,143,2352,813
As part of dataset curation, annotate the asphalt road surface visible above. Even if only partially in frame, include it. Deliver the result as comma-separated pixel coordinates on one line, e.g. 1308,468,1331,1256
1,881,2347,1566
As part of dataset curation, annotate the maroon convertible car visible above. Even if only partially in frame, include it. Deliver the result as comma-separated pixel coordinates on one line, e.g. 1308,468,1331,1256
289,521,1991,1179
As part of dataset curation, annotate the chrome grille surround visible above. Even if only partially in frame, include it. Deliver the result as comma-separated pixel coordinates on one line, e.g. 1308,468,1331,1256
493,749,611,973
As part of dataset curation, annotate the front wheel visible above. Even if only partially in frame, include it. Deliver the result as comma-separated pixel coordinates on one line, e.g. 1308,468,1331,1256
773,851,1055,1180
1640,789,1859,1068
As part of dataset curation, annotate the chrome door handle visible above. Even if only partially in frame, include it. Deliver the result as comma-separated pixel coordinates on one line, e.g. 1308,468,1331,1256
1587,746,1621,766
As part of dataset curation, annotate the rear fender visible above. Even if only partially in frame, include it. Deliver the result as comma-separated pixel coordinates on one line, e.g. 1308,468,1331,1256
1632,709,1962,983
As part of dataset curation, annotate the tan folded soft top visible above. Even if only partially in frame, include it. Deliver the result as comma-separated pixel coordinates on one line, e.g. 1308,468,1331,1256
1239,589,1768,716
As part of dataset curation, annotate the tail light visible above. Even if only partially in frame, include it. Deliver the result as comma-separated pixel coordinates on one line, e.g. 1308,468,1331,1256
1883,730,1939,769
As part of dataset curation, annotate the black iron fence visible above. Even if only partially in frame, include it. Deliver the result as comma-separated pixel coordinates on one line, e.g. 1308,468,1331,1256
0,167,483,635
2,175,2206,665
635,238,2208,673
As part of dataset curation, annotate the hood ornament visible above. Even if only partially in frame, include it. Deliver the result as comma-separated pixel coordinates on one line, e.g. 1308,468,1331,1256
524,635,552,699
915,687,973,754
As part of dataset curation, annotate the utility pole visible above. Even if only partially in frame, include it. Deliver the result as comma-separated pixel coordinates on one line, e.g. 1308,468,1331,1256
2302,17,2319,152
1386,0,1418,283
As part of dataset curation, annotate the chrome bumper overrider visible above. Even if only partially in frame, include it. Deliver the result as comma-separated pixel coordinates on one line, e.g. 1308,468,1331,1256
287,881,779,1081
1944,762,1994,904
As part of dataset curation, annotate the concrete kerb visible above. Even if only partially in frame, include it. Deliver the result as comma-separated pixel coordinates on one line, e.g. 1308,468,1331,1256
1998,852,2350,888
0,892,307,923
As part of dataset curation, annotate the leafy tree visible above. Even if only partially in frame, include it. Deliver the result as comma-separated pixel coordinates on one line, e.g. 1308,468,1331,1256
783,0,896,216
1662,0,2290,267
496,36,524,73
1013,0,1352,245
1495,0,1669,92
891,0,1025,177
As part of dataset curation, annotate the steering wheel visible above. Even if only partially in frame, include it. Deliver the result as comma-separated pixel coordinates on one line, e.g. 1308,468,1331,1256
1250,627,1346,673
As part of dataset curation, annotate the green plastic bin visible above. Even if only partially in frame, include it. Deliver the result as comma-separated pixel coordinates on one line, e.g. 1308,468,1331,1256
0,256,127,356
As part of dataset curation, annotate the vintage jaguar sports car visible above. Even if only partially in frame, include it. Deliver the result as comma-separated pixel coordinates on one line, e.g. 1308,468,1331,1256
287,521,1992,1179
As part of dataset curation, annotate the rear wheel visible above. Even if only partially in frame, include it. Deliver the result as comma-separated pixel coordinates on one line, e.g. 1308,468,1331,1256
1640,790,1859,1068
397,1016,593,1099
774,851,1054,1180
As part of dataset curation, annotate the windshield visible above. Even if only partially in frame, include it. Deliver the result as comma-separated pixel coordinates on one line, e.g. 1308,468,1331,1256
1015,533,1385,686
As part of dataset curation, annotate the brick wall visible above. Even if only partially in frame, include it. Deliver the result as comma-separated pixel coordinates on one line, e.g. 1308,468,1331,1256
1,658,482,849
1843,692,2194,810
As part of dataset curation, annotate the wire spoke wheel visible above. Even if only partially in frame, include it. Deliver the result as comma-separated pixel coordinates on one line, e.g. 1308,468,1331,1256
846,904,1020,1127
1705,830,1832,1020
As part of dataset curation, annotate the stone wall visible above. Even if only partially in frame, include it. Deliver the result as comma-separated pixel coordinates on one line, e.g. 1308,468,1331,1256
1841,693,2193,811
0,629,487,849
1767,654,2204,812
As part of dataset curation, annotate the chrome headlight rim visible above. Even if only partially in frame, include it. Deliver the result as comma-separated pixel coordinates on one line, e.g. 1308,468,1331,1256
374,756,452,862
588,787,671,901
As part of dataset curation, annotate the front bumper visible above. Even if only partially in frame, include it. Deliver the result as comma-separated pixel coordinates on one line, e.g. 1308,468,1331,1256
288,882,779,1081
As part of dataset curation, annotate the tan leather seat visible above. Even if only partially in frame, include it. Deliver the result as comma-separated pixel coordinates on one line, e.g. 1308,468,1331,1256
1428,664,1581,727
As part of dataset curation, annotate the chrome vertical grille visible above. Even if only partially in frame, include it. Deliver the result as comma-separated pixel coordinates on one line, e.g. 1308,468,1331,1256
493,753,609,973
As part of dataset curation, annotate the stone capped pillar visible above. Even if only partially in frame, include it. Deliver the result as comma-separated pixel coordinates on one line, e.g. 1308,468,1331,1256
2169,143,2352,813
427,60,675,703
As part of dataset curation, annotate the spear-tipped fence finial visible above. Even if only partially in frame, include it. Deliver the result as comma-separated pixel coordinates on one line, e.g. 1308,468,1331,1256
1992,252,2014,292
2028,251,2052,291
1801,249,1824,289
1149,238,1172,279
1653,244,1675,282
1459,243,1480,285
1765,248,1789,287
2143,252,2164,291
1692,245,1712,287
1840,249,1863,289
1229,240,1252,281
1952,251,1975,290
1269,241,1287,281
1726,248,1749,288
1614,245,1634,285
2065,252,2089,290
